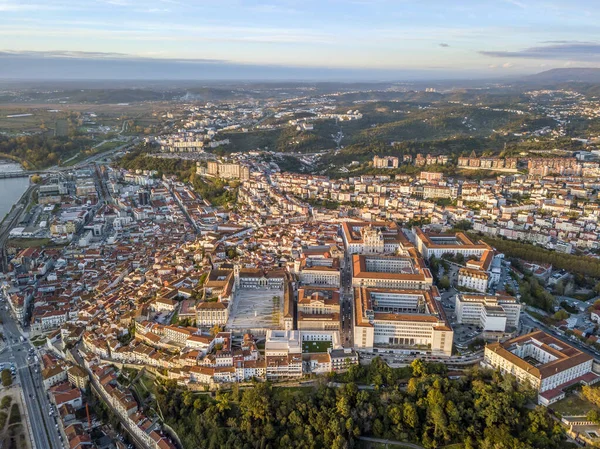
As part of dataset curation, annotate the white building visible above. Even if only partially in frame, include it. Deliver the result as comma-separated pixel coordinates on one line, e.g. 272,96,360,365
353,287,453,356
483,331,599,405
414,228,489,260
457,268,489,293
341,221,410,255
264,330,303,380
456,293,521,332
351,254,433,290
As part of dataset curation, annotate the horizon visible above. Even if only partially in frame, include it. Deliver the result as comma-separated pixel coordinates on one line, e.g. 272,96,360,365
2,0,600,80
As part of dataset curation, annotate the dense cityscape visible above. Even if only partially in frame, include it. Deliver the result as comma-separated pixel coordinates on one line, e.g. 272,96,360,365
4,1,600,448
0,75,599,449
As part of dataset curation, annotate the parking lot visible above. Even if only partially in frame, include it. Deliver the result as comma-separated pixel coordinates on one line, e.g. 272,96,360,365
438,287,483,347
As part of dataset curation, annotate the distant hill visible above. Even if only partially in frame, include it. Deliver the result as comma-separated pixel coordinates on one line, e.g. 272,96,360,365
523,68,600,84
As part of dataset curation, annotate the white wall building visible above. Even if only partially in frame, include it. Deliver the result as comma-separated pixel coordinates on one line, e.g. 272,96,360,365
483,331,599,405
455,293,521,331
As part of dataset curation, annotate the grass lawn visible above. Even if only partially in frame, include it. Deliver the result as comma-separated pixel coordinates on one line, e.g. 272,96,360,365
138,373,157,396
31,339,46,347
7,238,51,248
551,394,597,417
302,340,332,353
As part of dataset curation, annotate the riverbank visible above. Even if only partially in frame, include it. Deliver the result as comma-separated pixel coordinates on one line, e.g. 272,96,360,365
0,161,29,224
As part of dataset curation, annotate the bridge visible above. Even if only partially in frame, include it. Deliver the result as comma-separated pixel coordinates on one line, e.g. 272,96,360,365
0,171,40,179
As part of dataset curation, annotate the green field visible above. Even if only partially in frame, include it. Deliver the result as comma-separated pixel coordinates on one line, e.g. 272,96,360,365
302,340,332,353
551,394,597,417
7,238,51,248
62,140,123,166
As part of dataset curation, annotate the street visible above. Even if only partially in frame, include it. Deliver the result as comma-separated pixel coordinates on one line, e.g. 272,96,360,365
0,303,63,449
340,252,354,347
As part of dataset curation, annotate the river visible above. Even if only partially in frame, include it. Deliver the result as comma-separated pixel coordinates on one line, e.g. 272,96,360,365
0,160,29,221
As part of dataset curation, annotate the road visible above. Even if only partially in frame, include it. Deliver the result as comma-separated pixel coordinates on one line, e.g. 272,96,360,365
45,138,136,174
357,436,424,449
340,252,354,347
0,301,64,449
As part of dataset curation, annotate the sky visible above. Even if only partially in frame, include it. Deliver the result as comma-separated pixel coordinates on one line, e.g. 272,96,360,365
1,0,600,80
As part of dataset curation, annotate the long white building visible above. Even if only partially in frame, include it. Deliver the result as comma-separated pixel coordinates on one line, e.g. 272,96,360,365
351,254,433,290
341,221,410,255
455,293,521,332
414,228,489,260
353,287,453,356
483,331,600,405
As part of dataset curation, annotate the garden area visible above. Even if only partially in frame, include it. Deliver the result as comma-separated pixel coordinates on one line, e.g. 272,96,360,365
0,394,29,449
551,394,596,418
302,340,332,353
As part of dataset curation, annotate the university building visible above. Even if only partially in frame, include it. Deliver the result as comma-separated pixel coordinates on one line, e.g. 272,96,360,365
414,228,490,260
296,287,340,331
455,293,521,332
351,254,433,290
353,287,453,356
341,221,411,255
483,331,600,405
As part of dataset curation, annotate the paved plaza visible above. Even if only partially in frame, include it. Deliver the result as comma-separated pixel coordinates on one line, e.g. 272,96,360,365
227,288,283,331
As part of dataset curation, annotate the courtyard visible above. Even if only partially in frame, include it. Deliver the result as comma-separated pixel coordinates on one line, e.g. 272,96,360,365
302,340,333,353
227,288,283,331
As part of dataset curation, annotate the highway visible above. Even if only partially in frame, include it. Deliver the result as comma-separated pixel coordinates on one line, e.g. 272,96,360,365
0,301,64,449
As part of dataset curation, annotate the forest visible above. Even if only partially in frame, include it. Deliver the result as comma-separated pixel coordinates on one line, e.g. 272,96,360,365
0,134,92,169
475,234,600,279
116,145,196,180
117,145,237,206
155,359,566,449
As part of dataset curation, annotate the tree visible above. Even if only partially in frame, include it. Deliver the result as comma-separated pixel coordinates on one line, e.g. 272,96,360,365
209,324,223,337
553,280,565,296
582,385,600,407
453,220,473,231
587,409,600,424
1,370,11,387
552,309,569,321
30,174,42,184
438,276,451,290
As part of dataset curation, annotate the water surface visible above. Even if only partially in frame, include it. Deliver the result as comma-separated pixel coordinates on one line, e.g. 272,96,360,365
0,161,29,221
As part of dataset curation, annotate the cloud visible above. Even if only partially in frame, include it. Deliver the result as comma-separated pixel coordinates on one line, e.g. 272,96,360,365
0,0,66,11
502,0,526,8
487,63,514,69
0,50,131,59
439,43,449,48
142,7,170,13
0,50,487,81
0,49,224,63
540,40,595,45
479,43,600,61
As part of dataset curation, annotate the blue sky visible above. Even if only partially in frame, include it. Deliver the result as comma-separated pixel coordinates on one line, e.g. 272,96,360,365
1,0,600,79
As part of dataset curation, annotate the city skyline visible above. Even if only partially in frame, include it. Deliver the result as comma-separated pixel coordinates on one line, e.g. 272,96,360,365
1,0,600,80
